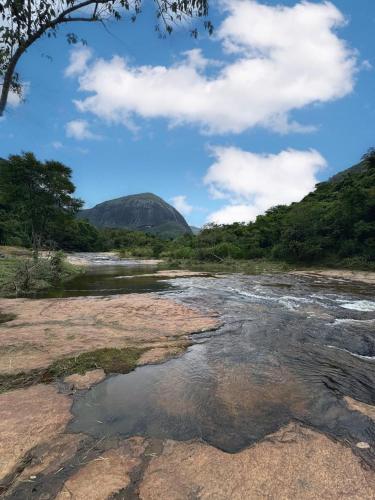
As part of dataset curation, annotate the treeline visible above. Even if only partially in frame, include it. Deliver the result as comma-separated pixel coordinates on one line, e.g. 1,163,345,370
0,150,374,268
166,149,375,267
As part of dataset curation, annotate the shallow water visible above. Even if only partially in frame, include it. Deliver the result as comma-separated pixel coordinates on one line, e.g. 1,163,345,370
33,259,172,298
69,270,375,463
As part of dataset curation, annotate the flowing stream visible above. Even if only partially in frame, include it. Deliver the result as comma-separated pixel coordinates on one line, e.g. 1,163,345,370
53,257,375,463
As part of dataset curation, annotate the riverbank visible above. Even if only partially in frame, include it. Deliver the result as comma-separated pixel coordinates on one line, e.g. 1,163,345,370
1,253,375,498
0,247,83,297
2,385,374,498
292,269,375,285
0,284,220,495
0,293,219,377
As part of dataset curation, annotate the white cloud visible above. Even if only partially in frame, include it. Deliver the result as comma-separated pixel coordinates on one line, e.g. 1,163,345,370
65,46,92,77
68,1,357,134
171,195,193,215
205,147,327,224
65,119,100,140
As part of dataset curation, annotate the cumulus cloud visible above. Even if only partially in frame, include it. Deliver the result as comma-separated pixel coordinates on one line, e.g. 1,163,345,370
65,46,92,77
65,119,100,140
171,195,193,215
67,0,357,134
204,147,327,224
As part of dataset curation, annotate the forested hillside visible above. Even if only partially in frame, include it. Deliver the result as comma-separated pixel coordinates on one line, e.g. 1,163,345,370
0,150,374,268
163,149,375,267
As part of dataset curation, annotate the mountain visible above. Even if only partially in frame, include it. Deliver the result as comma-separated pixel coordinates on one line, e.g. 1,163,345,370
78,193,192,238
190,226,201,235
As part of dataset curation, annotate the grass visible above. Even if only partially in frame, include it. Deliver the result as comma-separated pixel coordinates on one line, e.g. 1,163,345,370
46,347,145,378
0,347,145,394
0,252,83,297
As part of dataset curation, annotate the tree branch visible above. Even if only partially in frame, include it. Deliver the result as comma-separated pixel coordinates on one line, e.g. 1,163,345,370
0,0,110,116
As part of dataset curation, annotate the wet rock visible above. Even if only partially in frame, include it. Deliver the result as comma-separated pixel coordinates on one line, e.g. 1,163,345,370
4,433,85,497
56,437,146,500
345,396,375,422
137,346,187,366
0,384,71,481
116,270,211,279
357,442,371,449
139,423,375,499
64,369,106,390
292,270,375,285
0,294,219,374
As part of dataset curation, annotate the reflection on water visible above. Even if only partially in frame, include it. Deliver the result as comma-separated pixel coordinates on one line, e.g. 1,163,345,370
32,263,172,298
70,272,375,462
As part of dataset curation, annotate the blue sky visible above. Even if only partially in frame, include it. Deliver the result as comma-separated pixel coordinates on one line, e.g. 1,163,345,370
1,0,374,227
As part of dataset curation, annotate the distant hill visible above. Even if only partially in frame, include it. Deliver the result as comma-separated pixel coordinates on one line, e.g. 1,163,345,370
78,193,192,238
190,226,201,235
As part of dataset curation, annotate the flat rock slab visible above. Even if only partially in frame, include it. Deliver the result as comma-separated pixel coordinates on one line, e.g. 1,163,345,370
137,346,187,366
140,423,375,499
64,369,106,390
0,294,219,374
56,438,145,500
0,384,72,481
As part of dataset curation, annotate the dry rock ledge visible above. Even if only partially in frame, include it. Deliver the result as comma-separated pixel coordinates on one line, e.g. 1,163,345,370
0,293,219,374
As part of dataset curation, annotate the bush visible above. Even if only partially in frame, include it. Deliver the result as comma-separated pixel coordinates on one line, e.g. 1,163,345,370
0,252,78,296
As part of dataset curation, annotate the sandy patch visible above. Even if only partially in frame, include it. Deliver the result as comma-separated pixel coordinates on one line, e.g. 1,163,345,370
292,269,375,285
0,384,72,481
0,294,219,374
140,423,375,499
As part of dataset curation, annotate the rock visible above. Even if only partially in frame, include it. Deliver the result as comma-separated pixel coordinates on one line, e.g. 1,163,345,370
139,423,375,499
0,294,219,374
0,384,71,481
56,437,146,500
137,346,186,366
356,442,371,449
345,396,375,421
64,369,106,390
78,193,192,238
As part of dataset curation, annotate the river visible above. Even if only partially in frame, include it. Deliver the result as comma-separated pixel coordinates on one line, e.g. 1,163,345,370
49,256,375,465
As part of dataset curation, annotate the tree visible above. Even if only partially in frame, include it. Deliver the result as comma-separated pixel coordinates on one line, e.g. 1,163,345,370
0,152,83,256
0,0,211,116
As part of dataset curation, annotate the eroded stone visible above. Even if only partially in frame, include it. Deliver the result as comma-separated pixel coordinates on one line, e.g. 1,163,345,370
139,423,375,499
0,294,219,374
56,437,146,500
345,396,375,422
0,384,71,481
64,369,106,390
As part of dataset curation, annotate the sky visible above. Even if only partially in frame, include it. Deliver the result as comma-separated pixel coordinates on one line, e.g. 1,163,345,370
1,0,374,227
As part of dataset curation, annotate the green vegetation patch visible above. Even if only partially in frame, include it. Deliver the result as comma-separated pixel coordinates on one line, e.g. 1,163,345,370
46,347,145,379
0,252,82,297
0,347,145,394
